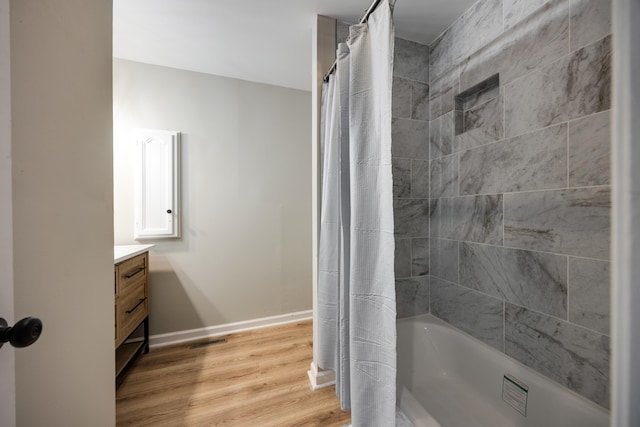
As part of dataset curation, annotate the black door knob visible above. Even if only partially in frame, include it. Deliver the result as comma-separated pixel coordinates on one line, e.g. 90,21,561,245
0,317,43,349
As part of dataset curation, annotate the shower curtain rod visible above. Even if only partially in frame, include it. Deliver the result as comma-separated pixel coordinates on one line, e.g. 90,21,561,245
322,0,385,82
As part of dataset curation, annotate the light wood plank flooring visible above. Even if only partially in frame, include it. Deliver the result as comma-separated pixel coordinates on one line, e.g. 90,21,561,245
116,320,351,426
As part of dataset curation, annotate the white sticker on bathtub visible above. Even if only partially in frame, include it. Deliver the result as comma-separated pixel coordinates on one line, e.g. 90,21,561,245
502,374,528,416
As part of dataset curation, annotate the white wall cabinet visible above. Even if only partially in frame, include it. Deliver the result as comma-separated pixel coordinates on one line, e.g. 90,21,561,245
134,129,180,239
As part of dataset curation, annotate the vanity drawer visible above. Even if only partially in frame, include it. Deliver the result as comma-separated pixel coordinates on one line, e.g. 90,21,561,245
116,252,147,296
116,280,148,347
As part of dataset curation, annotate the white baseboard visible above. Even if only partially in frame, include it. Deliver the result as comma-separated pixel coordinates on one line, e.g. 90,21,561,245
149,310,313,349
307,361,336,390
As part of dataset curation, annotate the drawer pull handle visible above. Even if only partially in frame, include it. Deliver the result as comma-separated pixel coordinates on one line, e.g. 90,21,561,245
126,298,147,314
124,267,145,279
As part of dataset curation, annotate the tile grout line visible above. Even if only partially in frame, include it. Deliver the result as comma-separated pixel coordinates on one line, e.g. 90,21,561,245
428,89,432,315
437,271,610,338
501,68,506,248
505,299,609,338
567,122,571,187
457,139,461,199
502,192,505,247
568,0,572,52
427,183,610,199
409,78,414,120
566,256,571,322
425,235,610,263
443,111,611,160
503,300,506,353
456,240,460,286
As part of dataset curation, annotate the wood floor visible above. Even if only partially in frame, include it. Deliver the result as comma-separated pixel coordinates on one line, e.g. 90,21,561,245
116,320,351,426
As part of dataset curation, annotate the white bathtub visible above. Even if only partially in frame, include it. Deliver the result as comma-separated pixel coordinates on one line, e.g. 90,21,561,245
396,314,609,427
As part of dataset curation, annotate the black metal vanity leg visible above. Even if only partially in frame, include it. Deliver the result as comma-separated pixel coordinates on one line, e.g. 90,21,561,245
143,316,150,354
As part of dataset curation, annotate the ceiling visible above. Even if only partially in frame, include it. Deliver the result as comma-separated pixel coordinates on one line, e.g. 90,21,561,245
113,0,476,91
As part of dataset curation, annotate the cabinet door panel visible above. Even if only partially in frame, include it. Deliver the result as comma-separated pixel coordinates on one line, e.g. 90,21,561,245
134,129,180,239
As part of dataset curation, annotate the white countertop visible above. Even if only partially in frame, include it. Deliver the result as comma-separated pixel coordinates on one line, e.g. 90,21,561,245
114,244,155,264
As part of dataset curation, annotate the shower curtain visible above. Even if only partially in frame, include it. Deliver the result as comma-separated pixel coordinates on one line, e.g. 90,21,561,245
317,1,396,425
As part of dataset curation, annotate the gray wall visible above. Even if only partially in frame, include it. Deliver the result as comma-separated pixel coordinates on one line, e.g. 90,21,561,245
113,59,312,335
427,0,611,409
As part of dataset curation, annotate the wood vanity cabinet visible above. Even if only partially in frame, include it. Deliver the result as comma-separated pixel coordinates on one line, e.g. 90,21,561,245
114,250,150,386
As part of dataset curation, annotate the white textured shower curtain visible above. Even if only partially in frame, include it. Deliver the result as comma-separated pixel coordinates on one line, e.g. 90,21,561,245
317,1,396,425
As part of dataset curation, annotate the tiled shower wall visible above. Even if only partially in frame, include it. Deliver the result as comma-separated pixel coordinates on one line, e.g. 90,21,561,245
336,0,610,408
391,39,431,318
427,0,612,409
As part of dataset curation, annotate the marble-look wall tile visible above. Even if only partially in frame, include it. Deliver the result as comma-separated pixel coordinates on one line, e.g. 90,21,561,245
392,118,429,160
570,0,612,52
429,111,455,159
430,239,459,283
411,160,429,199
456,95,504,151
423,0,611,409
429,0,503,80
454,195,504,244
504,35,612,138
459,0,504,55
412,238,430,276
395,38,429,83
569,110,610,187
461,0,569,91
392,158,411,198
431,277,504,350
429,30,453,84
505,304,610,408
569,257,610,334
411,81,430,121
430,90,453,123
396,276,430,318
430,195,503,244
394,199,429,238
460,242,568,318
394,238,412,279
459,123,567,195
429,69,458,119
504,0,553,30
430,154,459,198
393,77,412,119
504,187,610,259
429,197,455,240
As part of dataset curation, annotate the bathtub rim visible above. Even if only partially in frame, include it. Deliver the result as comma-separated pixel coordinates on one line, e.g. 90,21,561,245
397,312,611,417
